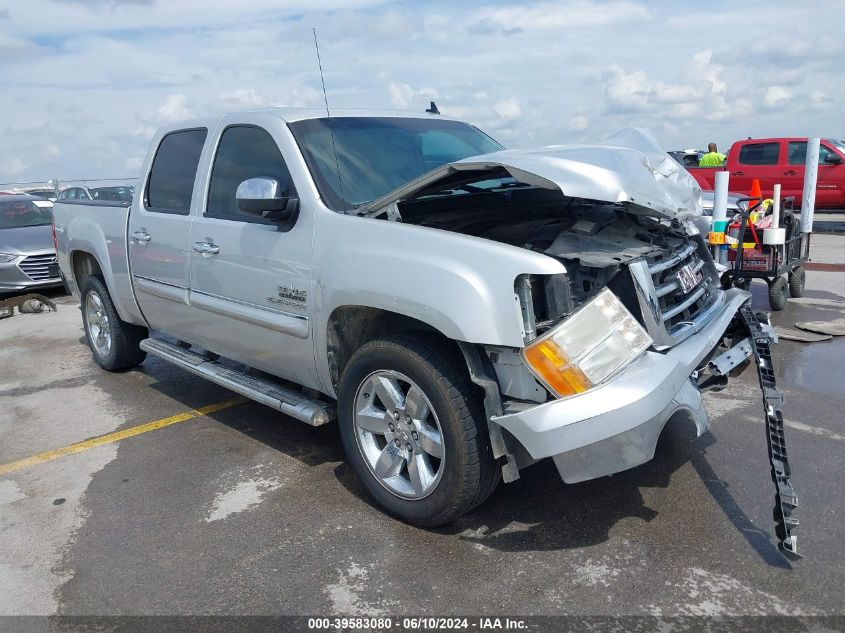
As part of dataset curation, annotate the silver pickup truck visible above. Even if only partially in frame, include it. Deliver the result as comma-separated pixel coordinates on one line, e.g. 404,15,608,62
53,108,757,527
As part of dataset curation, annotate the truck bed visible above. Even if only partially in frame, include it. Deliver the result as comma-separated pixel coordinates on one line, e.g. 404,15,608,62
52,200,146,326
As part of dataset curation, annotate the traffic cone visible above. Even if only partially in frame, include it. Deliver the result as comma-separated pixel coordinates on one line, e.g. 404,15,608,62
749,179,763,209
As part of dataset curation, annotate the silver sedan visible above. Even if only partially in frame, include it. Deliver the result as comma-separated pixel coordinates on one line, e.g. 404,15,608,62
0,195,64,295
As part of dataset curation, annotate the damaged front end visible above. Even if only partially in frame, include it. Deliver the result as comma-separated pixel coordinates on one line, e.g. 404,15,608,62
357,129,752,475
361,128,798,558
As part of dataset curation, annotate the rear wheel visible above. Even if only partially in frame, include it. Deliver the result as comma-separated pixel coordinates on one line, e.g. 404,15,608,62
337,335,498,526
788,266,806,298
81,276,147,371
768,276,788,311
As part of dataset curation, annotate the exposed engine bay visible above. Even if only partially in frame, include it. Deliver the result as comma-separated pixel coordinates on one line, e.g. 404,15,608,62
386,183,719,339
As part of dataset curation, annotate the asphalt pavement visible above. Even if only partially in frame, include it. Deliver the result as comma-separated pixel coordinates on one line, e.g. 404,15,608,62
1,239,844,620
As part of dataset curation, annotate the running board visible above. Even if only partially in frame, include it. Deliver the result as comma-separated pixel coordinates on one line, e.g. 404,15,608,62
140,338,335,426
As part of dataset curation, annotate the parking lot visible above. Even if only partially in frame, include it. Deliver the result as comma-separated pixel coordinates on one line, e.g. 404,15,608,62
2,234,844,619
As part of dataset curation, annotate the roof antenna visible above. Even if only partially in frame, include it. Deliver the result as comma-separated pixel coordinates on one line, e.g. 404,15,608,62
425,101,440,115
313,27,331,117
313,28,348,211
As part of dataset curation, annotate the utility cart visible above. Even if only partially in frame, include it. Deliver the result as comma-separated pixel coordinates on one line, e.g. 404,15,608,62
723,197,810,311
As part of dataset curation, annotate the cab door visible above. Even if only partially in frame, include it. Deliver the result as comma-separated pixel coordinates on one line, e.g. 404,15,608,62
186,121,317,386
128,127,208,339
783,141,845,208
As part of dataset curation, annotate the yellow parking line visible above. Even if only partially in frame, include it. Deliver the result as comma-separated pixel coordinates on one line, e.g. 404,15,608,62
0,397,246,476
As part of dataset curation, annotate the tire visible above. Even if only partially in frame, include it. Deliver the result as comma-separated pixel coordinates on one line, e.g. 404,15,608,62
81,276,147,371
788,266,806,298
768,276,788,311
337,334,499,526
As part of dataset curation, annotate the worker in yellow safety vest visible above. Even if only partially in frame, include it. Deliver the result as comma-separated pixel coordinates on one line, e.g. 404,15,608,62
699,143,726,167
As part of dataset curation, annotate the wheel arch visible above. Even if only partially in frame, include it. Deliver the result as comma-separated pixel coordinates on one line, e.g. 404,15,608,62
71,250,104,288
68,248,146,326
323,305,465,398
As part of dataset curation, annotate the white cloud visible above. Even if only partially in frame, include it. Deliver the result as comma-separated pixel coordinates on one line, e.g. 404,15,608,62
604,66,650,112
811,90,830,107
474,0,649,32
763,86,792,109
567,115,590,131
134,94,194,139
388,81,438,109
389,81,414,108
602,49,746,125
150,94,194,123
218,88,273,110
46,144,61,160
124,157,144,172
1,158,31,179
493,98,522,121
0,30,37,58
1,1,844,181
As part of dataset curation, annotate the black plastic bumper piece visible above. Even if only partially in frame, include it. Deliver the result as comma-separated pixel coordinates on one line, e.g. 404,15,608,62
740,303,801,560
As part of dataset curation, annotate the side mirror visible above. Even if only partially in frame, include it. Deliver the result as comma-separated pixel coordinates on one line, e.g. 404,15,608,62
236,177,299,229
824,154,843,165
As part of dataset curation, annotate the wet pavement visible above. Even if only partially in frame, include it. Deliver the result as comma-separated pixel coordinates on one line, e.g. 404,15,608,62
1,256,844,618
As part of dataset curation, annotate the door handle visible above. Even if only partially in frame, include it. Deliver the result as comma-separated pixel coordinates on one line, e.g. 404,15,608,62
192,241,220,256
731,171,744,176
132,230,151,243
783,170,797,175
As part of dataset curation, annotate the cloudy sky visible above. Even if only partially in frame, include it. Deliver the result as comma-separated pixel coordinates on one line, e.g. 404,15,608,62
0,0,841,183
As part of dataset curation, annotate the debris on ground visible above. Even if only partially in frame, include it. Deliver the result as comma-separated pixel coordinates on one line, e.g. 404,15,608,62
0,294,58,319
773,326,833,342
796,319,845,336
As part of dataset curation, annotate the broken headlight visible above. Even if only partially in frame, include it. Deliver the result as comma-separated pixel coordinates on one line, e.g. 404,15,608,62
521,288,652,398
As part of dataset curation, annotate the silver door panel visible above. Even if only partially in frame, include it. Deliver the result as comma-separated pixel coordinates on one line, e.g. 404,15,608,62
133,275,189,304
189,289,308,338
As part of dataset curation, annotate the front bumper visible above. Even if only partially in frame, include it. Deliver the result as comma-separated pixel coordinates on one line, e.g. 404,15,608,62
492,288,750,483
0,255,63,293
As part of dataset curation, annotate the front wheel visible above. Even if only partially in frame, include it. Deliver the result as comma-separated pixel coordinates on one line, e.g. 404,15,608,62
81,276,147,371
768,276,788,311
337,335,499,526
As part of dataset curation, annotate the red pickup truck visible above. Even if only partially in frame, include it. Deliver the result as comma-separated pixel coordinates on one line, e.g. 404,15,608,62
688,137,845,208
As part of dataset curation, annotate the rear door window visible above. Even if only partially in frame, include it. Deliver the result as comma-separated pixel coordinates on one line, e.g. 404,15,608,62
737,143,780,165
145,128,208,214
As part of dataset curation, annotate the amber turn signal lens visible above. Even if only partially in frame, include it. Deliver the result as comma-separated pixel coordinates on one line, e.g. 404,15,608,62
522,339,592,397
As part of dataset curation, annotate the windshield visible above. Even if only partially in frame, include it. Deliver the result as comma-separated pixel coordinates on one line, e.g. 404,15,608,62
0,200,52,229
91,186,134,202
828,139,845,155
288,117,504,211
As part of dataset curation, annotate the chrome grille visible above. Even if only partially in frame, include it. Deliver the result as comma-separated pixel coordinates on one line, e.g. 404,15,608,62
628,236,723,349
647,240,719,335
19,253,59,281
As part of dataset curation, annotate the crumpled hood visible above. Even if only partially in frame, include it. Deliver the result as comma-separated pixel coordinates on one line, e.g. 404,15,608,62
361,127,703,221
0,224,54,254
